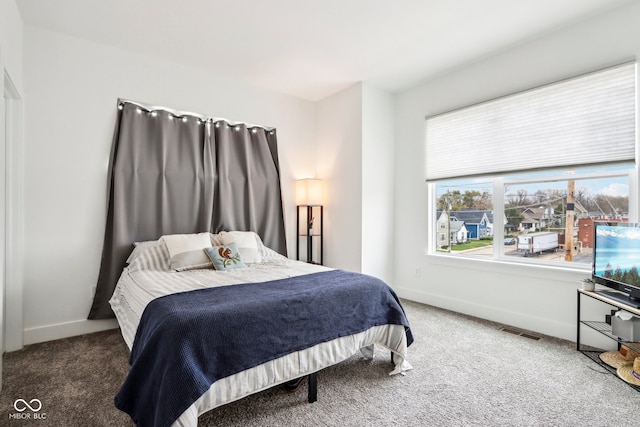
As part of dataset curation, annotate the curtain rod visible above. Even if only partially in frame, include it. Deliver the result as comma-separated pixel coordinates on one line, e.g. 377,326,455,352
117,98,276,131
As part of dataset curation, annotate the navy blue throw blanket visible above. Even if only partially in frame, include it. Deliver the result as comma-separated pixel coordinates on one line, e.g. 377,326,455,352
115,269,413,427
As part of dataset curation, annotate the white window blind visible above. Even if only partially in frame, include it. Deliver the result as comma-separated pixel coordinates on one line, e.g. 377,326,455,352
425,62,636,181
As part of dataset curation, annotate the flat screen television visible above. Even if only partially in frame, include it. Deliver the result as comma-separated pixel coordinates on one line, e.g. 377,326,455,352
592,222,640,309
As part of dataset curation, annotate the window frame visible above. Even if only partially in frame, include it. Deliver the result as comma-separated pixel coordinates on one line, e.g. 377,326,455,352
427,166,637,271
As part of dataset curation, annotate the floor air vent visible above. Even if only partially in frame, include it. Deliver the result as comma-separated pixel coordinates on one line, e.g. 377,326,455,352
499,327,541,341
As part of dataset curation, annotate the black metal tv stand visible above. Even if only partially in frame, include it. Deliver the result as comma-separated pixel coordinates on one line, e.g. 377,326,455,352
577,289,640,391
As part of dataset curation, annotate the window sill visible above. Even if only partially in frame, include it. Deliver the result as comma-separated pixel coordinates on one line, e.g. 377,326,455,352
424,252,589,282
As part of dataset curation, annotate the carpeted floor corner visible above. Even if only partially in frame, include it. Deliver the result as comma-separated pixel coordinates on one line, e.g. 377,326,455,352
1,328,132,426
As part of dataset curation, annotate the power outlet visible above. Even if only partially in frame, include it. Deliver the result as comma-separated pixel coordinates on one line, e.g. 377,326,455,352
414,267,421,277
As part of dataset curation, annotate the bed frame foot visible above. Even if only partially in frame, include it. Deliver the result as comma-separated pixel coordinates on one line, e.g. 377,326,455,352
308,372,317,403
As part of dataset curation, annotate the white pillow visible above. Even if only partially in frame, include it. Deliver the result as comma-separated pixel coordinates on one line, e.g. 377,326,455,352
161,233,213,271
219,231,262,263
125,240,171,271
126,239,164,264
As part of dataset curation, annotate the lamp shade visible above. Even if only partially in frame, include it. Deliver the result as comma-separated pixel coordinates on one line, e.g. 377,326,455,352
296,179,323,205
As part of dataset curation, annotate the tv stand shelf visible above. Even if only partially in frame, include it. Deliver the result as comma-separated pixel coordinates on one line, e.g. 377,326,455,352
577,289,640,392
594,289,640,309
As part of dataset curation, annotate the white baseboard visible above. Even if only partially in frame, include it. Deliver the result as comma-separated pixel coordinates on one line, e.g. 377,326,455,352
395,286,575,342
22,318,119,347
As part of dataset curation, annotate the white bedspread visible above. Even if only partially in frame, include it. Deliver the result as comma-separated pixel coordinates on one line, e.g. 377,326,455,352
109,241,411,427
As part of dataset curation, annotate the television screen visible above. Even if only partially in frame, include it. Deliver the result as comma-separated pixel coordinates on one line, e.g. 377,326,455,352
593,223,640,307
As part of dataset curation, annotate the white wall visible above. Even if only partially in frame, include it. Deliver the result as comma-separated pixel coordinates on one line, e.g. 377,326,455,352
361,84,395,284
393,2,640,343
315,83,396,281
1,0,25,355
1,0,23,89
22,26,318,344
316,83,363,272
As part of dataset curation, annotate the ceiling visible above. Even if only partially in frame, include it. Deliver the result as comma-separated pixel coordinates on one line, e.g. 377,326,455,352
16,0,634,101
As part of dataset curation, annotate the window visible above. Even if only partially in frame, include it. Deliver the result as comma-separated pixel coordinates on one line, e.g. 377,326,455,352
435,177,493,254
427,63,636,267
434,166,633,266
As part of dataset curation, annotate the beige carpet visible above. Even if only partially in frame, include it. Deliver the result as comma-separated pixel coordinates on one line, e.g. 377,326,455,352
1,300,638,426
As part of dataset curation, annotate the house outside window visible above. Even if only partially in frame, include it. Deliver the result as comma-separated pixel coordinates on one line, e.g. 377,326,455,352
434,167,633,264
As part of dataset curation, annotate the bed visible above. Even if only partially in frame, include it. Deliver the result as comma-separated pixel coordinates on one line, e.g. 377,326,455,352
109,231,413,427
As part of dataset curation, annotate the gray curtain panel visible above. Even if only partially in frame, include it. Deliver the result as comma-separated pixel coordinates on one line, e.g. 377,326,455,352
210,122,286,256
88,102,286,319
